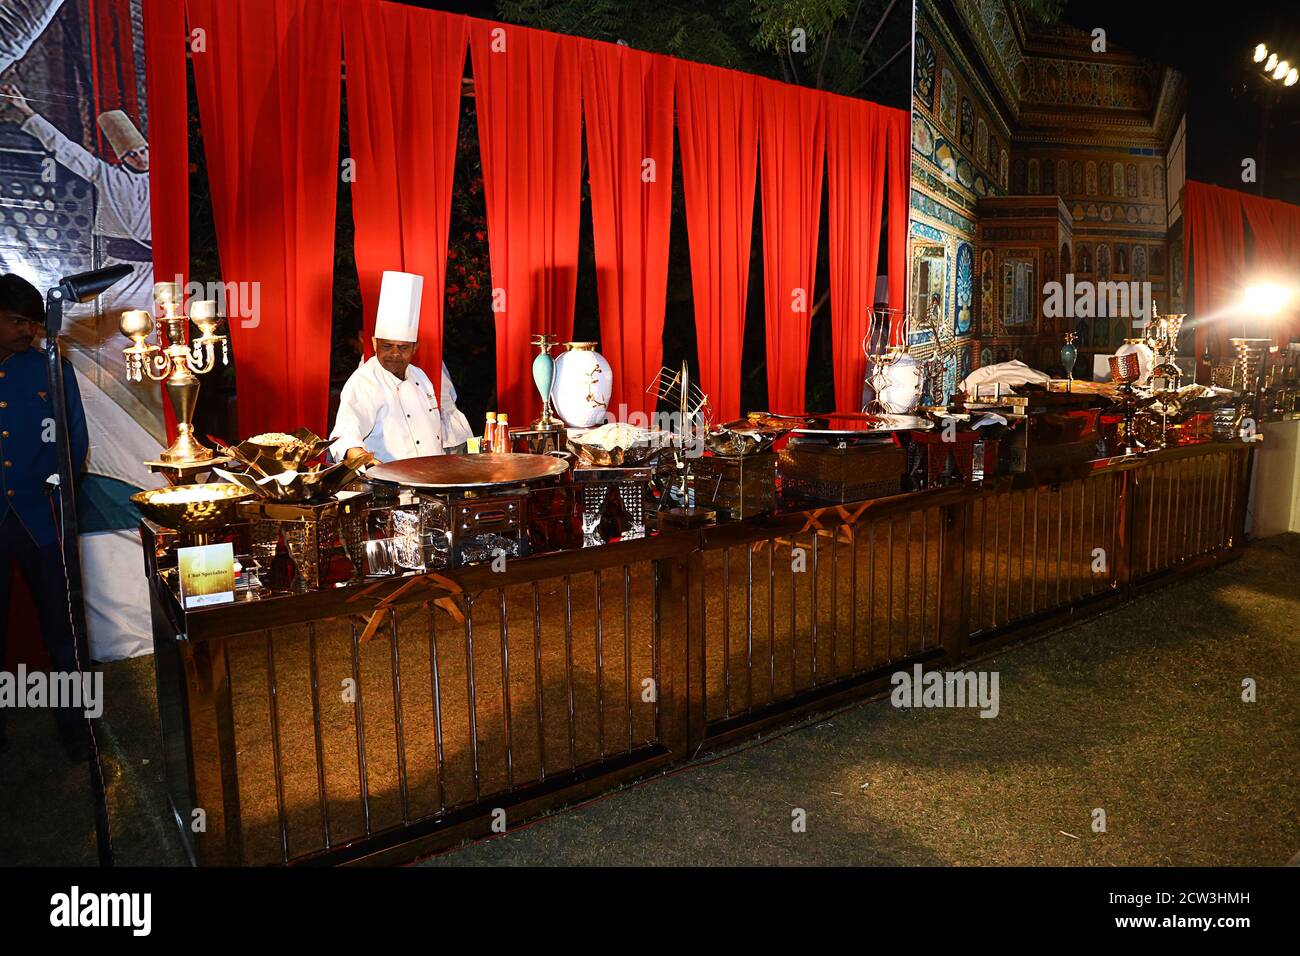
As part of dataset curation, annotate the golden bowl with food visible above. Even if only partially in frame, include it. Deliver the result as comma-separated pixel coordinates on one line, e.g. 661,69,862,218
131,483,254,536
216,427,334,476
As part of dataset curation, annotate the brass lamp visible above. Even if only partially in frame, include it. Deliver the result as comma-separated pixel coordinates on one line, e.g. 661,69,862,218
119,282,229,464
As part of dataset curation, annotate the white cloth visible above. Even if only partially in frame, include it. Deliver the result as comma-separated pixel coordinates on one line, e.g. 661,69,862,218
82,529,153,661
330,357,472,462
21,114,153,316
959,360,1050,395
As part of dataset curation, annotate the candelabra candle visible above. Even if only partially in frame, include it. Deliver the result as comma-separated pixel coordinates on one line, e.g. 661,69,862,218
118,282,230,464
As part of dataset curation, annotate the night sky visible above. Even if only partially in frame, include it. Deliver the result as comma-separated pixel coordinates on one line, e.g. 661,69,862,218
1062,0,1300,204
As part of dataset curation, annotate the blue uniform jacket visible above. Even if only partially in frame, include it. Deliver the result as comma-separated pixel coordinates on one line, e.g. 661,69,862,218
0,348,88,547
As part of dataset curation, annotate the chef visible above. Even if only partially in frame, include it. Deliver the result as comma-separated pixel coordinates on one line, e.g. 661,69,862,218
330,270,472,464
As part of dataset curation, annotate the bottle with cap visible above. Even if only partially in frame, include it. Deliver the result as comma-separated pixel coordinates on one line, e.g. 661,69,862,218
484,412,497,453
495,414,510,453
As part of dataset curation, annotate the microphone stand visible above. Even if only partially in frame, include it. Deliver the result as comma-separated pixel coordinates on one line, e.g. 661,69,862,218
44,281,114,868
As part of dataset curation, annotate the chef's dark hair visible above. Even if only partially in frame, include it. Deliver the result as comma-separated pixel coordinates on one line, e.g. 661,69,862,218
0,273,44,323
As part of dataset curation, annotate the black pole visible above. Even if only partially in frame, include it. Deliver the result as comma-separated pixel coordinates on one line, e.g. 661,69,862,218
43,286,114,868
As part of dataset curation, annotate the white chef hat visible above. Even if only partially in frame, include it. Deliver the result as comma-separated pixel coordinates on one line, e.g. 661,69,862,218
373,270,423,342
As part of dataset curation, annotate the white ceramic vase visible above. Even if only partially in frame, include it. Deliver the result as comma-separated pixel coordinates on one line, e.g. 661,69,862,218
551,342,613,428
862,354,922,413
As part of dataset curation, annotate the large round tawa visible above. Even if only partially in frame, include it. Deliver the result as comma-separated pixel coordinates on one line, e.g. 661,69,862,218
367,453,569,491
795,412,934,437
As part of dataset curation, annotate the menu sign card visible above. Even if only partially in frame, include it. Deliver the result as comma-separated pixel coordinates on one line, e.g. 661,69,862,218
177,542,236,609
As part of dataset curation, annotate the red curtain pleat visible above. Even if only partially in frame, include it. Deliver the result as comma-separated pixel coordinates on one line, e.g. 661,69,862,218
142,0,188,441
470,20,583,424
1184,181,1247,371
87,0,141,156
826,94,887,413
676,61,759,423
1241,192,1300,344
884,107,911,341
342,0,467,401
188,0,342,438
579,39,675,422
757,79,824,415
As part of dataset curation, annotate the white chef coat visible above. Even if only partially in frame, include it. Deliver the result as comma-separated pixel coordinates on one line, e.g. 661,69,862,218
22,113,153,317
330,356,472,463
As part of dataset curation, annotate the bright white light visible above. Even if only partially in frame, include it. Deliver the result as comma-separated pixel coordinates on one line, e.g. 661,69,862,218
1254,43,1268,63
1266,53,1279,71
1243,282,1294,316
1274,59,1290,79
1288,68,1298,86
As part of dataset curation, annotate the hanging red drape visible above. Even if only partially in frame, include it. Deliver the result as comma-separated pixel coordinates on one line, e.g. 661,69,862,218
676,60,758,423
342,0,467,401
470,19,583,424
757,79,824,415
579,39,675,421
87,0,141,155
884,107,911,342
142,0,189,441
826,94,887,413
1184,181,1247,374
188,0,341,438
1241,192,1300,344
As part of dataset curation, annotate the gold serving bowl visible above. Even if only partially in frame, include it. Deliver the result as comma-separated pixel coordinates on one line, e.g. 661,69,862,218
131,483,254,534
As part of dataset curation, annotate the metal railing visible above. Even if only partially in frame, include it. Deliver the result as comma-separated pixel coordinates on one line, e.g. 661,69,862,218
146,441,1253,865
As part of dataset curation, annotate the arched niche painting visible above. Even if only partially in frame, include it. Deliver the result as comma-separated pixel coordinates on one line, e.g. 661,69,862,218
1000,251,1037,333
955,242,973,335
914,32,936,107
911,240,948,338
940,68,956,132
1133,245,1147,282
1096,243,1111,280
1150,245,1165,276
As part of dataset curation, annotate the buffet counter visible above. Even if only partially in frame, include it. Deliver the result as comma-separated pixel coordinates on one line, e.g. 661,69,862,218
143,440,1253,865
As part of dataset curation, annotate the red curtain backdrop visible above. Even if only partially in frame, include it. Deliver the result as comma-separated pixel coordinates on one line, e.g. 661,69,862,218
87,0,141,155
143,0,188,441
826,94,887,413
676,61,759,423
1185,181,1249,372
470,20,583,424
884,107,911,336
188,0,342,438
342,0,467,401
579,39,675,421
757,79,825,415
1240,192,1300,345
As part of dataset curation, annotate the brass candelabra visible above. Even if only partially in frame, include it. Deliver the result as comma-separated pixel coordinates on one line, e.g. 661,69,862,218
120,281,229,464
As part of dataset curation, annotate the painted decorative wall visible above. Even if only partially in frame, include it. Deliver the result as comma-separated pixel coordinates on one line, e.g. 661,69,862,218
910,0,1185,385
909,2,1014,394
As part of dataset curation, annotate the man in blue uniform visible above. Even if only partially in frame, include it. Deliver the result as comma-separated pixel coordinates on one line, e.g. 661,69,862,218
0,273,89,760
